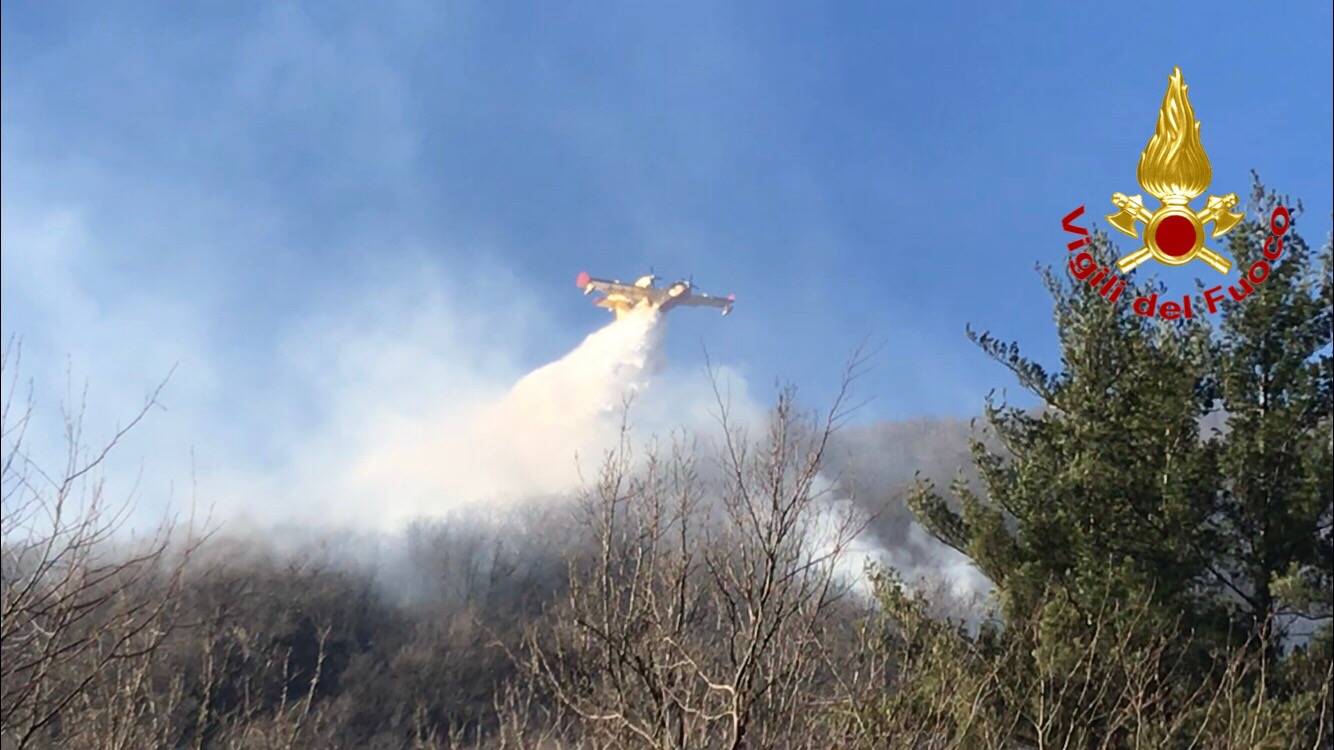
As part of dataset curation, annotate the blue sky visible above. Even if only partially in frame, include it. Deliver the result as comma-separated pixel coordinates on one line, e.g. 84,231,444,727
2,2,1331,521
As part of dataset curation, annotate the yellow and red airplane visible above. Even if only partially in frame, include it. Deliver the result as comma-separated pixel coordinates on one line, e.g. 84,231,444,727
576,271,735,320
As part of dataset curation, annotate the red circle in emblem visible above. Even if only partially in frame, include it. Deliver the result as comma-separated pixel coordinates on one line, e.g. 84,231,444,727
1155,215,1197,257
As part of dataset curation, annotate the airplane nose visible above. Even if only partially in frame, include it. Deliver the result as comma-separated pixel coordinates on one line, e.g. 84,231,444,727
575,271,590,288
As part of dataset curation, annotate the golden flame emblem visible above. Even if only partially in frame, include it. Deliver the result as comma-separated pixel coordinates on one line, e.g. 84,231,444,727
1108,68,1243,274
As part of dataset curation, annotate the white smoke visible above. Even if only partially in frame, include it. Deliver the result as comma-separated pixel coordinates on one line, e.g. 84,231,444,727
343,307,667,528
806,476,989,605
343,302,979,603
1,207,979,598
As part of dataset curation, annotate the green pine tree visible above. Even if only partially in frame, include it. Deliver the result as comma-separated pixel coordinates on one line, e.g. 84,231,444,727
1208,180,1332,644
910,230,1221,627
884,180,1333,745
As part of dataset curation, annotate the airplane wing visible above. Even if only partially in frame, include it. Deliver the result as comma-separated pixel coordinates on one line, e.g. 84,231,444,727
573,268,667,304
678,291,736,315
576,271,652,299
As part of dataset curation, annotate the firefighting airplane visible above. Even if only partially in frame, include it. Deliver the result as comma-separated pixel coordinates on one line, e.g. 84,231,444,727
576,271,735,319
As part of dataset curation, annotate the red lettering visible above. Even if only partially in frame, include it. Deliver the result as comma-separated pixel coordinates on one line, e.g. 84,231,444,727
1062,205,1089,236
1053,206,1292,316
1099,273,1120,297
1069,252,1097,279
1270,205,1290,237
1108,281,1126,304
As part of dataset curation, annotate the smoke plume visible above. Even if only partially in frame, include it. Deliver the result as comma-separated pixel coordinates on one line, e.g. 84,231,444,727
336,303,983,603
347,307,667,527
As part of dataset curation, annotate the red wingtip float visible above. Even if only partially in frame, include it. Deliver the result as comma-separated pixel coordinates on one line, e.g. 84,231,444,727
575,270,735,319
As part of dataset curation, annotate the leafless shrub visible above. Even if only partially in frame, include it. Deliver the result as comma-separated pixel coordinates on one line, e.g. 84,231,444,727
836,574,1333,749
507,355,876,749
0,339,204,749
4,334,1326,748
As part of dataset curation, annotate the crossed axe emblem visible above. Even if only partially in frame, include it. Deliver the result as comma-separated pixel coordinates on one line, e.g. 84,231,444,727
1107,191,1242,273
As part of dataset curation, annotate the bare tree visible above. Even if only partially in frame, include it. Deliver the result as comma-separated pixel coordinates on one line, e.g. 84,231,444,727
510,353,875,749
0,338,203,748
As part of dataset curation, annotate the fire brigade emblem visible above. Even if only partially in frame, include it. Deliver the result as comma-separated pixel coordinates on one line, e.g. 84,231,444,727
1107,67,1244,274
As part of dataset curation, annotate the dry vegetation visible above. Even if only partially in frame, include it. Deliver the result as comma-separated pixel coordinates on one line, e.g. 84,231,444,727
2,333,1330,748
